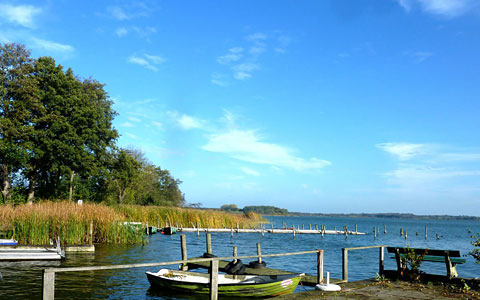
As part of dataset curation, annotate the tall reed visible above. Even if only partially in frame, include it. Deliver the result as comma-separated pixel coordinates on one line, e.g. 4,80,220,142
0,202,263,245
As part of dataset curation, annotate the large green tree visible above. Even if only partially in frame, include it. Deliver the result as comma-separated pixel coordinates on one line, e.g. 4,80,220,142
0,43,37,203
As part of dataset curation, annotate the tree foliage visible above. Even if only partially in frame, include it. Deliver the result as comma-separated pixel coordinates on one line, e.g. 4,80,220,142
0,43,184,206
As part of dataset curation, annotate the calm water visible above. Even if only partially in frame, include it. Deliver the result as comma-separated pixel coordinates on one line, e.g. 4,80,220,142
0,216,479,299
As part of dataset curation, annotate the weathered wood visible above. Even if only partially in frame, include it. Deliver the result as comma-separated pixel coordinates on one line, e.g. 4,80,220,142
379,246,384,275
42,269,55,300
89,220,93,245
206,233,212,254
317,249,324,284
181,234,187,271
256,243,262,264
209,259,219,300
233,246,237,264
342,248,348,282
425,225,428,240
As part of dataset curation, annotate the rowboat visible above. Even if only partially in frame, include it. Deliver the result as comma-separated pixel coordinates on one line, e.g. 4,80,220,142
146,269,303,297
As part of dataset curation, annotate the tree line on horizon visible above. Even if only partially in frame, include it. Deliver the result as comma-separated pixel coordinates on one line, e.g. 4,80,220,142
220,204,289,215
0,43,184,206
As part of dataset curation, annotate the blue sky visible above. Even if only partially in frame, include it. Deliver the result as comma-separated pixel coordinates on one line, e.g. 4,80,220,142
1,0,480,215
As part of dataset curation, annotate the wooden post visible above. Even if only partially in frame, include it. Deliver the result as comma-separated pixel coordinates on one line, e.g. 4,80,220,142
209,259,219,300
230,227,233,238
317,249,324,284
256,243,262,264
206,233,212,255
293,228,296,238
302,224,304,230
384,224,387,234
309,224,312,230
233,246,238,263
374,227,377,239
425,225,428,240
181,234,187,271
146,222,149,235
89,220,93,245
42,269,55,300
315,224,318,231
400,227,403,236
379,246,384,276
197,222,200,237
355,224,357,234
405,231,408,240
342,248,348,282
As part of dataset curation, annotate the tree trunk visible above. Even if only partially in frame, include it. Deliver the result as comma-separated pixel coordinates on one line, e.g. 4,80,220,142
69,170,75,201
1,164,11,204
118,189,126,204
27,175,35,204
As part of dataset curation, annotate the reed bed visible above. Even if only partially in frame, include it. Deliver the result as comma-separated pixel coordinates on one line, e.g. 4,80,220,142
0,202,263,245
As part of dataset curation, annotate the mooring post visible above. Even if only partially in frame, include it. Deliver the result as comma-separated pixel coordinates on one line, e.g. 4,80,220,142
342,248,348,282
405,231,408,240
317,249,324,284
181,234,188,271
206,233,212,255
379,246,385,276
374,227,377,239
89,220,93,245
209,259,219,300
309,224,312,230
315,224,318,231
233,246,238,263
302,224,304,230
197,222,200,237
146,222,149,235
256,243,262,264
42,269,55,300
355,224,357,234
425,225,428,240
384,224,387,234
230,227,233,238
400,227,403,236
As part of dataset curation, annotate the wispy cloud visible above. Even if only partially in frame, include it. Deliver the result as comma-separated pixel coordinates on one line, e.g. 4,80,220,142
128,54,165,71
0,4,41,28
152,121,163,130
213,31,292,84
396,0,479,17
168,111,205,130
107,3,153,21
202,129,330,171
115,27,128,37
403,51,434,63
377,143,431,160
240,167,260,176
30,38,74,54
378,142,480,192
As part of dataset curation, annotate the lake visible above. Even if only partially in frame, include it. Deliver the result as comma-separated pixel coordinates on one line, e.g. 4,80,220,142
0,216,479,299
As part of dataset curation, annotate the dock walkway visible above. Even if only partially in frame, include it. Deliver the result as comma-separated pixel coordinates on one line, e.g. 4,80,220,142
178,228,366,235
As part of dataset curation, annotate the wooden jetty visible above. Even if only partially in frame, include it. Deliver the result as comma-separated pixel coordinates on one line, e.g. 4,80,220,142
178,227,366,235
0,238,65,261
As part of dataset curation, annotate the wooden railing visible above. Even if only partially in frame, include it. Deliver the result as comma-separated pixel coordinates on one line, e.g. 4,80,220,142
342,245,387,282
42,249,324,300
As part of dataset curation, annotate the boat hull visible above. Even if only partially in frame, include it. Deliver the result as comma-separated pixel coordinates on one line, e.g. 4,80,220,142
146,270,301,298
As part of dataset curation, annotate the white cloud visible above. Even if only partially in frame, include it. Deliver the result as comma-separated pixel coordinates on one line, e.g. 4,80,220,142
217,53,242,65
233,72,251,80
152,121,163,130
211,73,229,86
128,54,165,71
30,38,74,54
115,27,128,37
396,0,479,17
176,114,203,130
395,0,412,12
127,116,141,122
385,165,480,185
108,6,130,20
121,122,135,128
377,143,430,160
0,4,41,28
202,129,331,171
246,33,267,41
240,167,260,176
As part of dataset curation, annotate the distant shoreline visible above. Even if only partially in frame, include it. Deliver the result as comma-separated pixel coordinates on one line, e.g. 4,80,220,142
266,212,480,221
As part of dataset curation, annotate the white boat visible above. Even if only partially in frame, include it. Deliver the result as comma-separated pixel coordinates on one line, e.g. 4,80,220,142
0,239,17,246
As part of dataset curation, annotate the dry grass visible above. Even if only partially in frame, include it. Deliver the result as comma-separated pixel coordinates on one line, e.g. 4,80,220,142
0,202,263,245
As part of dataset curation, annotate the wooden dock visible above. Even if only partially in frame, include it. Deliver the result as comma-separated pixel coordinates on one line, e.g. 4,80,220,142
177,228,366,235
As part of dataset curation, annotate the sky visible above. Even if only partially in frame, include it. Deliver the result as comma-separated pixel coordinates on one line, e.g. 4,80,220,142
1,0,480,215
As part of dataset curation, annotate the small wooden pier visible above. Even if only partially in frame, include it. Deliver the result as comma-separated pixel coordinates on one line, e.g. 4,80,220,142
178,227,366,235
